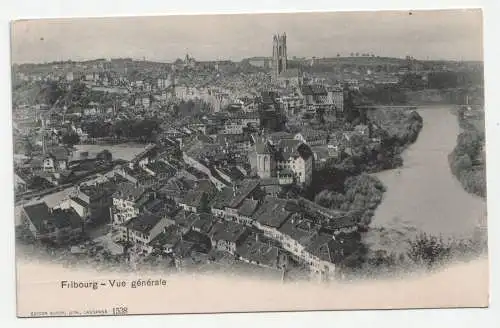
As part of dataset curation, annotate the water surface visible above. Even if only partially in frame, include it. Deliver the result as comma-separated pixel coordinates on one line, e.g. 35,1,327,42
364,106,486,252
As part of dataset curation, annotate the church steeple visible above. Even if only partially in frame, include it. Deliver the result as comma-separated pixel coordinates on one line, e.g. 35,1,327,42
272,32,288,81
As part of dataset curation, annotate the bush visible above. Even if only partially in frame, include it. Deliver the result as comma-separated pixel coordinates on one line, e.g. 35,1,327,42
407,232,485,269
407,233,451,267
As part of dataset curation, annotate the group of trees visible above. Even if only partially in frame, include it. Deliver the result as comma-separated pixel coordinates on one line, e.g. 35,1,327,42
338,231,486,277
399,71,485,92
113,119,160,142
15,79,125,111
61,132,80,147
449,126,486,198
311,109,422,197
67,82,123,109
333,117,422,176
360,85,408,105
427,71,484,90
399,73,427,91
365,109,423,163
349,52,376,57
315,173,386,229
81,120,113,139
35,81,66,106
357,70,484,107
379,110,423,148
335,134,403,175
81,118,161,142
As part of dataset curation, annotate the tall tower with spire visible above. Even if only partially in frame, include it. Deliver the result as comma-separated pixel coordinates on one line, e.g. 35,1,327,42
272,33,288,81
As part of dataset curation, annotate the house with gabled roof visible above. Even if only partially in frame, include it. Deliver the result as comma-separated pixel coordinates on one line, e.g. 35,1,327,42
111,182,149,225
252,196,293,239
209,221,250,255
294,129,329,146
21,202,83,243
43,146,71,172
237,233,283,270
209,179,261,222
123,212,171,253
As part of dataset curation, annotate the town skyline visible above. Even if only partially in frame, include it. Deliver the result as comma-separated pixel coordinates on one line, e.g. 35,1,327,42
11,9,483,64
12,8,487,317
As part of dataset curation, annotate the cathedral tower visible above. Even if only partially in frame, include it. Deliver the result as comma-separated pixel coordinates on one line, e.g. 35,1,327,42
272,33,287,80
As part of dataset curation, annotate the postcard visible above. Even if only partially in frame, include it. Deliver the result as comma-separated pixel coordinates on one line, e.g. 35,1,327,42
11,9,488,318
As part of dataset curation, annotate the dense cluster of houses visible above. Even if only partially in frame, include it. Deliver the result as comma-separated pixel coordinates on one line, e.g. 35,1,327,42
107,166,361,279
19,129,363,279
15,143,114,193
15,51,385,280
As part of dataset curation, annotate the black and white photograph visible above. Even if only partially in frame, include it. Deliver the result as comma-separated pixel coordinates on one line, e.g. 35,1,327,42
10,9,488,317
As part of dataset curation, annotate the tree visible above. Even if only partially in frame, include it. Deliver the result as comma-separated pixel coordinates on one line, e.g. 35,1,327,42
61,132,80,147
198,193,211,213
315,190,346,209
83,120,111,138
37,81,64,106
97,149,112,162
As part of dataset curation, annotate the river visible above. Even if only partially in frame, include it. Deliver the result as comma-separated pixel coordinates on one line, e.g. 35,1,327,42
363,106,487,253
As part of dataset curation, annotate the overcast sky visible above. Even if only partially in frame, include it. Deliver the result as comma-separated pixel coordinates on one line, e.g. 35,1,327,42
10,9,483,64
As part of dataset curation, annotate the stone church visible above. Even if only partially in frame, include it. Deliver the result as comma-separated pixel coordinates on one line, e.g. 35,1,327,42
272,33,302,88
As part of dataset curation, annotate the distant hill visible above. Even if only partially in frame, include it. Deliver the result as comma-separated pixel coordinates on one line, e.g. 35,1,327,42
314,56,407,65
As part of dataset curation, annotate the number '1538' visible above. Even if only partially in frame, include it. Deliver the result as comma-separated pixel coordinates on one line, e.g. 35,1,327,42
112,307,128,315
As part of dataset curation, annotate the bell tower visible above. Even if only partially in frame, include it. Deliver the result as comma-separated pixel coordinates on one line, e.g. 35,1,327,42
272,32,288,80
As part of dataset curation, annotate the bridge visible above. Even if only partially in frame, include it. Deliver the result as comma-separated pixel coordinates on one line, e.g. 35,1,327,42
356,105,418,110
355,104,472,111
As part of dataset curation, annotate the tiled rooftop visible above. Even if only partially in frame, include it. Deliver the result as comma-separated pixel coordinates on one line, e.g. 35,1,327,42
253,196,292,228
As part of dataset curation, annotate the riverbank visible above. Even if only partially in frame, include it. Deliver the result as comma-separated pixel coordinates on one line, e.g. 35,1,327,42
311,108,423,230
448,107,486,198
353,106,487,278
